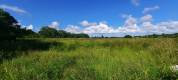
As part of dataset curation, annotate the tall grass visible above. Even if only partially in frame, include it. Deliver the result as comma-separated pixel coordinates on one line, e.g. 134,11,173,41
0,38,177,80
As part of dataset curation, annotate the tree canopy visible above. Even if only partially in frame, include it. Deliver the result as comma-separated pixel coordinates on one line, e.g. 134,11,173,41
0,9,20,39
124,35,132,38
38,27,89,38
0,9,36,40
39,27,59,38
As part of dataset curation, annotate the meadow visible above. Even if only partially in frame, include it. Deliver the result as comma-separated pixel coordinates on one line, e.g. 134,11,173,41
0,38,178,80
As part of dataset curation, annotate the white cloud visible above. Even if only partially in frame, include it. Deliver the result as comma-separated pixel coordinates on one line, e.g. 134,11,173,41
139,14,178,34
140,14,153,22
65,25,81,33
117,15,141,33
22,24,33,30
80,17,140,34
82,22,115,34
0,4,27,14
131,0,140,6
143,5,160,14
78,17,140,35
80,20,97,27
73,15,178,37
26,24,33,30
155,21,178,33
49,21,59,29
123,15,137,29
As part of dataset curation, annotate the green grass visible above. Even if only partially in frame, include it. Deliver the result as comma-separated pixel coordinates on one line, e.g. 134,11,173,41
0,38,178,80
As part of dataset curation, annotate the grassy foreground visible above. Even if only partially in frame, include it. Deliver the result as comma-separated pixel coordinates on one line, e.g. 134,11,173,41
0,38,178,80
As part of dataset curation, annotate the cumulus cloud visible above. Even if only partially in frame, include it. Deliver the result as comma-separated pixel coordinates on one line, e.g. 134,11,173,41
131,0,140,6
26,25,33,30
79,17,140,34
118,15,141,33
123,15,137,28
65,25,81,33
0,4,27,14
70,14,178,37
49,21,59,29
82,22,115,34
65,14,177,37
155,21,178,33
80,20,97,27
22,24,33,30
143,5,160,14
140,14,178,34
140,14,153,22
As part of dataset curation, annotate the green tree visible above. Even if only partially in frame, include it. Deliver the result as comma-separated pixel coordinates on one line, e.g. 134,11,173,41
39,27,59,38
124,35,132,38
0,9,21,40
20,28,39,38
77,33,89,38
58,30,69,38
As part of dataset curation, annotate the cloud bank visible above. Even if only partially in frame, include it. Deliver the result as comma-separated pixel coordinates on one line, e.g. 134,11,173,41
65,14,178,37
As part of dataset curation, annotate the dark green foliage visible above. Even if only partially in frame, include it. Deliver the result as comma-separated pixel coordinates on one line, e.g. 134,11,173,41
0,39,62,61
39,27,59,38
20,28,39,38
0,9,37,40
124,35,132,38
0,9,20,40
135,33,178,38
70,33,89,38
58,30,69,38
39,26,89,38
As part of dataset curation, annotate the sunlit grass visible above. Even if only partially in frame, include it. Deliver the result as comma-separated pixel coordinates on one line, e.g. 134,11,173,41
0,38,177,80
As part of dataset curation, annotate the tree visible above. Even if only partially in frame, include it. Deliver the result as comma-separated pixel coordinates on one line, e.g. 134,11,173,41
38,27,90,38
70,33,89,38
20,28,39,38
0,9,21,40
77,33,89,38
0,9,37,39
124,35,132,38
58,30,69,38
39,27,59,38
101,35,104,38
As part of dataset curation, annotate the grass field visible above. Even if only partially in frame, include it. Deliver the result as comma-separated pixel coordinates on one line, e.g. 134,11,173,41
0,38,178,80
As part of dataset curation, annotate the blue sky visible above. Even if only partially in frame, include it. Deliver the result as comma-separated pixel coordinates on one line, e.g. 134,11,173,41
0,0,178,36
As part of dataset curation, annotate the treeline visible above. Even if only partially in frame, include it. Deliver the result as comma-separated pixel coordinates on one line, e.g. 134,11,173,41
124,33,178,38
134,33,178,38
125,33,178,38
92,33,178,38
29,27,89,38
0,9,89,40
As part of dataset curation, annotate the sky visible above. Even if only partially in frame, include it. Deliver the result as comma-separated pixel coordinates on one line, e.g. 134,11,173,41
0,0,178,37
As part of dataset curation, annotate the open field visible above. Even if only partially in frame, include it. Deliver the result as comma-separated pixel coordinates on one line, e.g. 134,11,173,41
0,38,178,80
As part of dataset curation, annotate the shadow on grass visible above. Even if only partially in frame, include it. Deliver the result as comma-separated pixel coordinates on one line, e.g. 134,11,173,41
0,39,64,62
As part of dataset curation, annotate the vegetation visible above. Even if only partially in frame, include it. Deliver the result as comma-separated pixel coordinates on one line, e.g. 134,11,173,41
0,9,21,40
124,35,133,38
135,33,178,38
0,38,178,80
39,27,89,38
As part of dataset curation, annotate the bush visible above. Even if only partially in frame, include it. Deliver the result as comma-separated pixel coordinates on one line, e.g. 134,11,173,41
124,35,132,38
